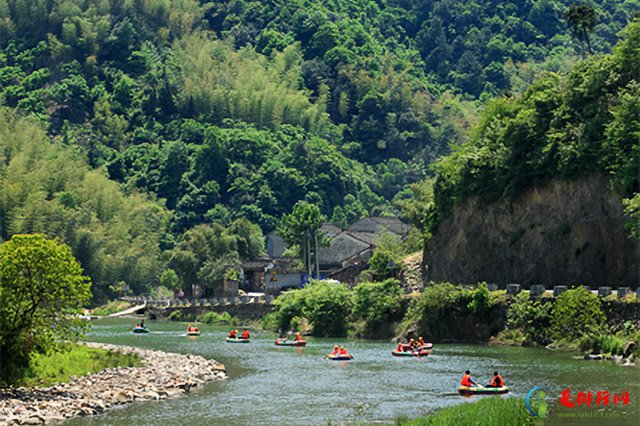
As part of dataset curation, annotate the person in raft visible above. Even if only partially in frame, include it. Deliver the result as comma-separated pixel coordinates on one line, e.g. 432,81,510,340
395,342,405,352
461,371,478,387
338,346,350,357
294,332,303,341
140,319,145,328
228,329,238,338
486,371,504,388
417,337,426,347
241,328,250,339
330,345,340,356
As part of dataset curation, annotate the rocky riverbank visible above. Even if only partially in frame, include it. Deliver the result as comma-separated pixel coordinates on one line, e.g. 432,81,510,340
0,342,227,425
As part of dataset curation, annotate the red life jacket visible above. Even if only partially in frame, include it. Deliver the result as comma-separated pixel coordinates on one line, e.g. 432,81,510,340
490,375,504,387
241,330,250,339
461,374,474,387
229,330,237,338
339,348,348,356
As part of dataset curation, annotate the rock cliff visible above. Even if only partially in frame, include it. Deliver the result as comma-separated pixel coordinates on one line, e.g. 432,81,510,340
424,175,638,287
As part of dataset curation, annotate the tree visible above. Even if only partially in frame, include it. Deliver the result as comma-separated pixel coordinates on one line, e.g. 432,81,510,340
279,201,326,278
160,269,182,291
564,4,597,55
0,234,91,385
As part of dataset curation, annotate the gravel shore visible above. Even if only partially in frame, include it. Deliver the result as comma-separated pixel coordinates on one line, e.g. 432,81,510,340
0,342,227,425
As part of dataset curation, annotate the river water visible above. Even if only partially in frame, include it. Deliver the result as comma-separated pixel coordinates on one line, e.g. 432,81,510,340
64,318,638,425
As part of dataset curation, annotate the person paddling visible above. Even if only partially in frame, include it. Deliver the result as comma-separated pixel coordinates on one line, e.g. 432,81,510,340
486,371,504,388
228,329,237,338
461,370,478,387
294,332,303,341
241,328,250,339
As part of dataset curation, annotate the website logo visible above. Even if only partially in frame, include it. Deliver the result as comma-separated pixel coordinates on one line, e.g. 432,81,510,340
526,386,548,419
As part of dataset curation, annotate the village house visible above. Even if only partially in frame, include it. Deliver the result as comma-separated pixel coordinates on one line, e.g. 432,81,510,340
245,217,411,292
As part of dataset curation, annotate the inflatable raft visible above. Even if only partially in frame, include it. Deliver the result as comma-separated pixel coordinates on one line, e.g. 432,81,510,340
132,327,149,334
391,349,430,357
275,338,307,347
187,330,201,336
326,354,353,361
226,337,250,343
458,386,509,395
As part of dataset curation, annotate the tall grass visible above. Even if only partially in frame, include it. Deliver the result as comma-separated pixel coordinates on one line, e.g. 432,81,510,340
24,344,140,387
397,398,542,425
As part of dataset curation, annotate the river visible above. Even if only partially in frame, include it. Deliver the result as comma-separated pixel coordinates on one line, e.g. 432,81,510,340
64,318,638,425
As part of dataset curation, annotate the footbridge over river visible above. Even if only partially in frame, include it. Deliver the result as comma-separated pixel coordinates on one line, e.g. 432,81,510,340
121,294,275,308
120,294,274,320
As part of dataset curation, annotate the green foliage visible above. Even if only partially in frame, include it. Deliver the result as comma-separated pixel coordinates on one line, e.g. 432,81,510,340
429,22,640,232
167,310,196,322
279,201,326,274
0,109,169,302
468,283,491,314
550,287,606,340
398,397,542,425
0,234,91,385
200,311,235,325
169,220,264,296
403,283,504,341
564,4,597,55
24,343,140,387
506,292,553,344
352,279,403,335
623,193,640,239
266,280,353,337
160,269,182,291
576,333,632,356
90,301,132,317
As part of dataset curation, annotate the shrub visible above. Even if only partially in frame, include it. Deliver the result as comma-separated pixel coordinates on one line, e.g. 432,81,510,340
200,311,234,325
468,282,492,313
265,280,353,337
402,282,505,342
550,287,606,340
352,279,403,336
507,292,553,344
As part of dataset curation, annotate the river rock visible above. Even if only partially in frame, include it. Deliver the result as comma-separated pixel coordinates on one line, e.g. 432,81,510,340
622,341,636,358
0,342,227,426
18,415,45,425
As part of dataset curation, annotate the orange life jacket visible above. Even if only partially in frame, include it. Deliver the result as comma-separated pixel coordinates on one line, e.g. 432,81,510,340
241,330,250,339
331,348,339,355
295,333,303,341
461,374,474,387
339,348,348,356
228,330,237,338
490,375,504,387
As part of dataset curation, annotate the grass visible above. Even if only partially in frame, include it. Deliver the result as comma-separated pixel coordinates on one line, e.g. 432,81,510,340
24,344,141,387
90,300,132,316
396,398,542,425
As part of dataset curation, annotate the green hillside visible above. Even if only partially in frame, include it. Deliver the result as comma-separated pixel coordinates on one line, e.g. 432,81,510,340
1,0,637,299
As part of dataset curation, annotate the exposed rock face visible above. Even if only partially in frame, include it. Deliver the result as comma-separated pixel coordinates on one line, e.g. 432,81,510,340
425,175,638,287
0,343,226,425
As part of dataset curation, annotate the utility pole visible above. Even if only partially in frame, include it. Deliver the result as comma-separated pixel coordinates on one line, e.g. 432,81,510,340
314,231,320,279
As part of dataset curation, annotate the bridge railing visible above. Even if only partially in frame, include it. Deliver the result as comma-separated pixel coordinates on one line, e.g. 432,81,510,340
121,294,275,307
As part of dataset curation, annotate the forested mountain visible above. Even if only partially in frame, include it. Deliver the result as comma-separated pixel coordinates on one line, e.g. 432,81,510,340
0,0,637,299
416,22,639,287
